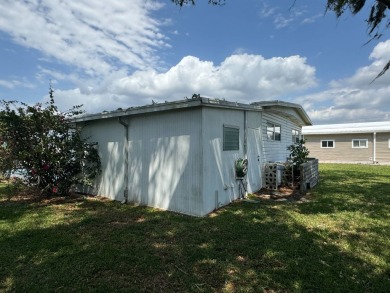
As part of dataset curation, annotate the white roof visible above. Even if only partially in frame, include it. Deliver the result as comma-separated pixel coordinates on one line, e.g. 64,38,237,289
302,121,390,135
72,96,312,126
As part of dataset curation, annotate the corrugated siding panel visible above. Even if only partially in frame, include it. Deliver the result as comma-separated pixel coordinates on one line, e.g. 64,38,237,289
246,111,263,193
376,133,390,162
305,134,373,162
82,119,126,200
202,107,246,214
128,108,203,216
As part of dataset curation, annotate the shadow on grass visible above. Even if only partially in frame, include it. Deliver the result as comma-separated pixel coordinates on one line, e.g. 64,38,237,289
295,166,390,221
1,195,389,292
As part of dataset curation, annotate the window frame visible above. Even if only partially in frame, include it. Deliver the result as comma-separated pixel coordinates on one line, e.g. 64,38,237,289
321,140,335,148
352,139,368,149
266,122,281,141
223,125,240,151
292,129,300,143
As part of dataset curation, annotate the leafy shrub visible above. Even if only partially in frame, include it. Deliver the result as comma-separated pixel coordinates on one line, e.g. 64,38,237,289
0,88,101,196
287,138,310,168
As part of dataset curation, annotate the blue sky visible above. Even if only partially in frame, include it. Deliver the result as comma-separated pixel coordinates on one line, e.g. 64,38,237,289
0,0,389,124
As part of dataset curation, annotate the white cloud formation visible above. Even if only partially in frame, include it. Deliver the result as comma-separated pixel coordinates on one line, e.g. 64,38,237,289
48,54,317,113
0,80,16,89
302,13,323,24
0,78,35,90
258,1,316,29
0,0,167,77
295,40,390,124
274,8,306,29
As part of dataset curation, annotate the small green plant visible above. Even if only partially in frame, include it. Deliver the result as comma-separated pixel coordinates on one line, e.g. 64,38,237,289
287,138,310,168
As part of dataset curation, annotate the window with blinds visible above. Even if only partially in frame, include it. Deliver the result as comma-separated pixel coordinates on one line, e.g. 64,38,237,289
223,125,239,151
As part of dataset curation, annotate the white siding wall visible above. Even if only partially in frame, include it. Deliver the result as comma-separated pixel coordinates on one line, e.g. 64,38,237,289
83,108,203,216
82,119,126,200
261,112,301,163
127,109,202,216
201,108,264,212
246,111,263,193
82,106,302,216
202,107,246,213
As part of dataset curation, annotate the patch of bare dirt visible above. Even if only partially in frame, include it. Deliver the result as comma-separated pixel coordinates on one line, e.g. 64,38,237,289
253,185,313,203
1,181,106,206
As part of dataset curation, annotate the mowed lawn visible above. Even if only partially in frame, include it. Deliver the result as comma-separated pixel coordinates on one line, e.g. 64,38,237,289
0,164,389,292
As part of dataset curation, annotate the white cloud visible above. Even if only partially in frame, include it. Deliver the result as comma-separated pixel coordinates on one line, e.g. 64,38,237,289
0,0,167,77
111,53,316,104
258,1,317,29
0,78,35,90
301,13,323,24
259,2,277,18
0,80,15,89
295,40,390,124
49,54,317,113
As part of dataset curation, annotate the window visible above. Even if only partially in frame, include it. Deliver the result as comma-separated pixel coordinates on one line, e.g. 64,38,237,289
292,129,300,143
223,125,239,151
267,122,281,141
352,139,368,148
321,140,335,148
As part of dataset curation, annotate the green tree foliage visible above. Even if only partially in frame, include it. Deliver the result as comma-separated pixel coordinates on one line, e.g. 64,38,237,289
326,0,389,35
287,139,310,168
0,88,101,195
326,0,390,79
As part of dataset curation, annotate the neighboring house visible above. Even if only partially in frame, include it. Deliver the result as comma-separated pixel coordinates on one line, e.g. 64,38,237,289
302,121,390,164
74,97,311,216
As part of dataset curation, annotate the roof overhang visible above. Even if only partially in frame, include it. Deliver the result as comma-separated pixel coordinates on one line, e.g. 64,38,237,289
302,121,390,135
251,100,312,126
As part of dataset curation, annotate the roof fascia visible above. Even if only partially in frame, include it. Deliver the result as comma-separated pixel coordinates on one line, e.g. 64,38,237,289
251,100,312,126
72,97,263,123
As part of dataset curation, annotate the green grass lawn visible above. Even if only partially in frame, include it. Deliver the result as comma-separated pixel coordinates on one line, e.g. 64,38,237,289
1,164,389,292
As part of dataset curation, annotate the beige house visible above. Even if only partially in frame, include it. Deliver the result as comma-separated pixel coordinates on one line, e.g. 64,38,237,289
302,122,390,164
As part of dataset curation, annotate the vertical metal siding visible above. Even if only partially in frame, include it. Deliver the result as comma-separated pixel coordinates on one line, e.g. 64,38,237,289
202,107,246,214
128,108,203,216
246,111,263,193
82,105,306,216
82,119,126,201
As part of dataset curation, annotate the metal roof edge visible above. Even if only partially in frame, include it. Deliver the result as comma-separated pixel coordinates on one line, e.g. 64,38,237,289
72,96,263,123
251,100,312,126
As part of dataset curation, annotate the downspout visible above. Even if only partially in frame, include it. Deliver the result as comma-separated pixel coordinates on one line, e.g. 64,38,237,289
118,117,129,203
244,110,247,158
244,110,248,197
373,132,376,163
